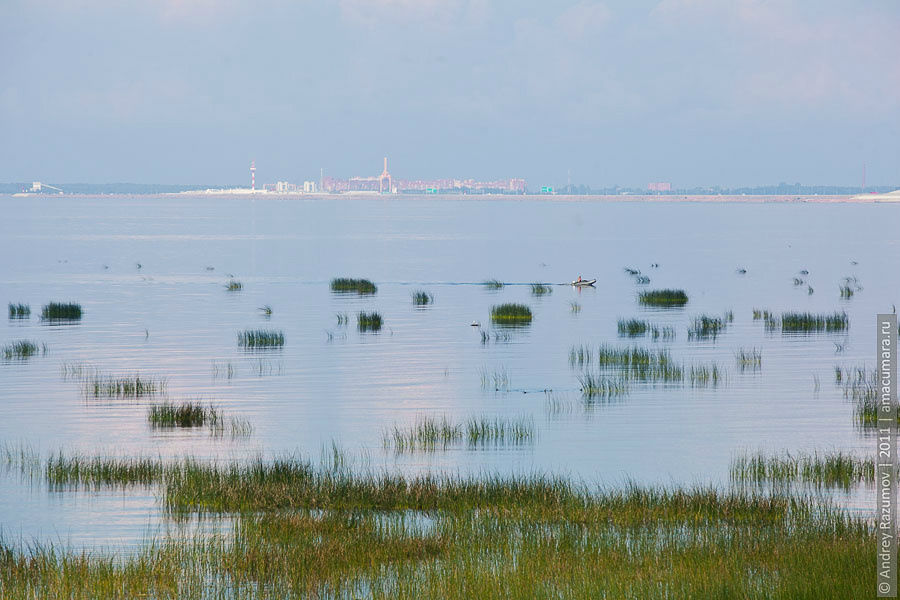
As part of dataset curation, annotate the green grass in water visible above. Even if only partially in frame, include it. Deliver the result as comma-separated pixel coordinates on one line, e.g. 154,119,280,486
731,450,874,490
530,283,552,296
8,303,30,319
331,278,377,295
40,302,82,321
411,290,433,306
638,289,688,308
358,312,383,332
2,340,44,361
0,450,873,599
238,329,285,348
490,303,532,324
780,312,848,332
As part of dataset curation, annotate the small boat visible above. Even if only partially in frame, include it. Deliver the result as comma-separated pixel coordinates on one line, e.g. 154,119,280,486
571,279,596,287
471,321,481,327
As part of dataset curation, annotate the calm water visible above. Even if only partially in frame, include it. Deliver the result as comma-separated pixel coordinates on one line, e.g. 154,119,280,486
0,194,897,548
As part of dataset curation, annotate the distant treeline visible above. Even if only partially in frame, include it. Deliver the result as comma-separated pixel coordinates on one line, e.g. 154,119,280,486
552,183,897,196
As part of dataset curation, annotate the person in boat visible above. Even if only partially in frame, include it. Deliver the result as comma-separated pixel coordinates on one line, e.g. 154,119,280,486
577,276,582,282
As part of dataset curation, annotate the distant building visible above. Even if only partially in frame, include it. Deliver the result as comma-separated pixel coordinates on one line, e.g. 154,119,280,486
303,181,317,193
321,159,526,194
648,182,672,192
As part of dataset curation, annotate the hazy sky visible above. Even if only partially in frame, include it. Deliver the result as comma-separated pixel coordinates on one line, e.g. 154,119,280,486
1,0,898,187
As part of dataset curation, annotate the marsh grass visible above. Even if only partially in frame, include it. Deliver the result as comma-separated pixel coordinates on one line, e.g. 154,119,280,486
84,374,166,398
479,366,510,390
687,314,730,340
780,312,848,333
578,373,628,399
225,279,243,291
7,303,30,319
3,451,874,599
148,401,253,436
331,278,377,295
638,289,688,308
530,283,552,296
148,402,217,428
689,364,724,387
238,329,285,348
358,312,383,332
731,450,874,489
40,302,82,321
617,319,675,340
569,301,581,314
490,303,532,324
383,415,534,452
574,345,686,386
411,290,433,306
2,340,46,361
481,279,504,290
752,308,772,321
735,348,762,370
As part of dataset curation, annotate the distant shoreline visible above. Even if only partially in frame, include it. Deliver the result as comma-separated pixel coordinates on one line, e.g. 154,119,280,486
3,192,898,203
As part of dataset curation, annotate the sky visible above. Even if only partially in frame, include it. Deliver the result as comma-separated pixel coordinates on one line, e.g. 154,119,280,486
1,0,898,188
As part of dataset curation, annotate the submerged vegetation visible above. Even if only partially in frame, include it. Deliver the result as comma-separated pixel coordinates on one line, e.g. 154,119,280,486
331,277,377,295
490,303,532,324
0,449,875,599
638,289,688,308
358,311,383,332
40,302,82,321
238,329,285,349
8,303,30,319
2,340,45,361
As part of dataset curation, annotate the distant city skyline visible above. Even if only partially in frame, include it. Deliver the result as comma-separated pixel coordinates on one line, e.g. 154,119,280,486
2,1,898,186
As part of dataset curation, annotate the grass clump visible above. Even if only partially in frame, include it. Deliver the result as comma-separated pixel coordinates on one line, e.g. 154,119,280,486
578,373,628,399
148,402,253,436
780,312,848,333
149,402,217,428
490,303,532,324
530,283,552,296
619,320,675,340
384,416,534,452
638,289,688,308
8,303,30,319
40,302,82,321
225,279,243,291
85,374,166,398
238,329,285,348
411,290,433,306
482,279,504,290
735,348,762,370
689,364,724,387
2,340,45,361
687,314,730,340
331,277,377,295
731,450,874,490
569,301,581,313
358,312,383,332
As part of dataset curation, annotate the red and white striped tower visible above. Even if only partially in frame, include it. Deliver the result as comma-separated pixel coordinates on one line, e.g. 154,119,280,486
250,160,256,191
